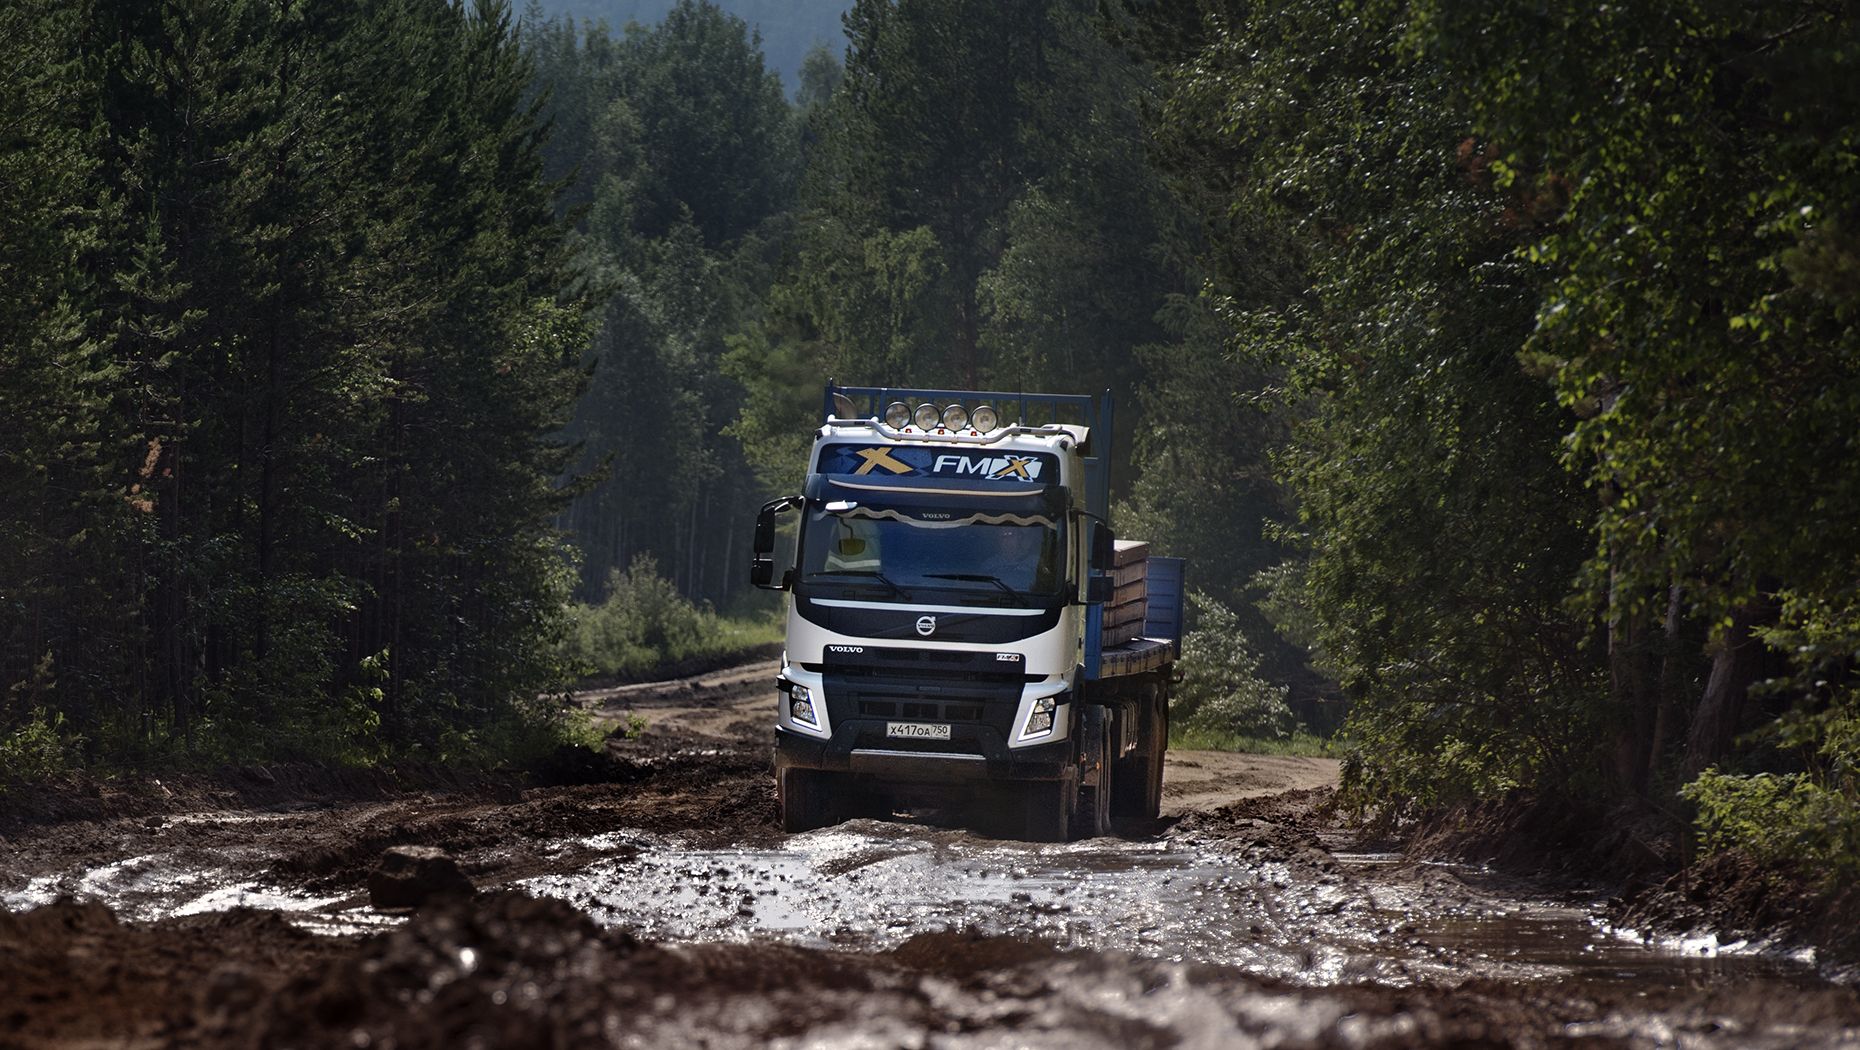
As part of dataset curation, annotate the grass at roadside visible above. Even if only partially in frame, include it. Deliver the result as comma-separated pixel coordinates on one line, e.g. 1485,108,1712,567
562,557,782,682
1168,726,1338,756
564,609,781,681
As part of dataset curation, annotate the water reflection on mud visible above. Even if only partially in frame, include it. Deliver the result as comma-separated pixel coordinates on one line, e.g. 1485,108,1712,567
520,820,1829,996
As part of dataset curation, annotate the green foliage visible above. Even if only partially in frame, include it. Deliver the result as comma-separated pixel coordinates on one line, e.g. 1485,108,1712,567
794,42,843,112
1150,0,1603,809
1118,303,1300,687
564,555,780,677
1684,770,1860,883
730,0,1187,499
1144,0,1860,867
1168,725,1336,758
1682,590,1860,881
0,708,79,783
1173,594,1295,740
528,3,796,604
0,0,589,771
1405,2,1860,629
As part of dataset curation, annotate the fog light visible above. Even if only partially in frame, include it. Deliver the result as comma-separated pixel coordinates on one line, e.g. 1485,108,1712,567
884,401,911,428
970,405,999,432
912,402,941,429
941,404,969,430
1022,696,1057,737
789,684,817,726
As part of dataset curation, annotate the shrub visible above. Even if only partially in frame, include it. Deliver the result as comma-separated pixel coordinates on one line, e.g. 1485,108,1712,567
0,706,77,782
1684,769,1860,883
1174,592,1296,739
562,554,778,678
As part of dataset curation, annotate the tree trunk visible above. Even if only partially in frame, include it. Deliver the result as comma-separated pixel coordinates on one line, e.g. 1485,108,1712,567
1649,581,1689,780
1683,599,1768,778
1608,568,1661,795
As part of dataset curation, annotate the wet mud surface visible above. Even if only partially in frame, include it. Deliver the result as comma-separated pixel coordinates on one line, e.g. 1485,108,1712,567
4,662,1859,1047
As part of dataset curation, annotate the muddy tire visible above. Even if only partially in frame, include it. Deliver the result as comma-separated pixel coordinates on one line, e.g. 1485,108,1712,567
778,768,840,833
1074,707,1113,839
1020,779,1072,842
1112,681,1166,830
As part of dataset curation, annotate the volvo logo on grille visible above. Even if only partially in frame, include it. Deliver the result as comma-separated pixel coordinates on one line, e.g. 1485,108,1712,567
915,615,937,637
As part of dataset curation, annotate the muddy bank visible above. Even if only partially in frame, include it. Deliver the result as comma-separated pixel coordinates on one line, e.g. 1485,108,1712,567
0,653,786,841
1616,850,1860,980
1393,791,1860,977
0,761,510,841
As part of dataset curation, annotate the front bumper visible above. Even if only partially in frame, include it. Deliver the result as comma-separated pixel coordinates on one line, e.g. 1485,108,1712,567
775,726,1073,783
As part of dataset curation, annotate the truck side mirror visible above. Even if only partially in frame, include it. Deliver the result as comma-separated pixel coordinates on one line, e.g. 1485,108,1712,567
1081,517,1115,604
750,496,799,590
1090,522,1115,571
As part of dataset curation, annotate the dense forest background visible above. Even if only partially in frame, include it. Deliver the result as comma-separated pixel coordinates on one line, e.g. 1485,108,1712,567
525,0,850,89
5,0,1860,883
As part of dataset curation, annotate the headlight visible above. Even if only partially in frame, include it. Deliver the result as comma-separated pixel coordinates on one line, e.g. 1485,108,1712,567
912,402,941,430
941,404,969,430
883,401,911,428
970,405,999,432
1022,696,1056,738
788,683,818,726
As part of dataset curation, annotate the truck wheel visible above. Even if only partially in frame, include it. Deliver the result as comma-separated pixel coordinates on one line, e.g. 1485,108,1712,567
1145,680,1160,817
778,768,839,833
1111,684,1165,830
1021,778,1072,842
1074,707,1112,839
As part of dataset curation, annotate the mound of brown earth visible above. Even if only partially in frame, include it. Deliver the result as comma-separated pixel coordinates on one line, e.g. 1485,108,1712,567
1617,850,1860,975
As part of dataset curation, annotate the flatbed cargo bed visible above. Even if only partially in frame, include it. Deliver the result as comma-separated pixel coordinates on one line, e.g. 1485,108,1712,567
1101,636,1178,677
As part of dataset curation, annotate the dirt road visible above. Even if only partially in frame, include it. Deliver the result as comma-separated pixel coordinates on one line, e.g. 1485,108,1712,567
3,662,1857,1047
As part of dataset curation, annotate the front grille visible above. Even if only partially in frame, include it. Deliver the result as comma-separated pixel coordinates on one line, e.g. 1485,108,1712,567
823,647,1024,739
811,663,1036,686
859,699,987,722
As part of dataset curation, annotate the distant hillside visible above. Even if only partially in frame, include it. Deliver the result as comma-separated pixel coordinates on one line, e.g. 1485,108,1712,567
527,0,852,94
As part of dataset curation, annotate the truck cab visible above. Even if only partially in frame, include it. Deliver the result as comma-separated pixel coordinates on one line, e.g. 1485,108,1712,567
751,384,1181,840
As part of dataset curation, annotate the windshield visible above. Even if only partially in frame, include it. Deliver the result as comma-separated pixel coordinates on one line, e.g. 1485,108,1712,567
796,499,1065,606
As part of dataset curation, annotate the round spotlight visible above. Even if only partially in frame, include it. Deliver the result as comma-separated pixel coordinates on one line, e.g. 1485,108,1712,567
941,404,969,430
912,403,941,430
883,401,911,428
970,405,999,432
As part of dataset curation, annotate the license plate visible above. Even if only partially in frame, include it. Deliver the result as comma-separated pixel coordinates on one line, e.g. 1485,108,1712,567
886,721,951,740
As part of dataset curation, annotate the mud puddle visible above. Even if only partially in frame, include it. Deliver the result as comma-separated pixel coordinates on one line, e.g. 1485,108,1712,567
7,809,1836,997
525,821,1369,979
1,851,388,936
7,810,1859,1047
517,819,1834,999
1337,853,1828,995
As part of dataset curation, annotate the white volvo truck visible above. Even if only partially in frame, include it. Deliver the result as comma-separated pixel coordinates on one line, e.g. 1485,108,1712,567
750,384,1183,840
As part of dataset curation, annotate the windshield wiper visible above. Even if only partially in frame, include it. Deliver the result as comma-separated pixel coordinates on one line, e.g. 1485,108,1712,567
924,572,1026,601
804,569,907,598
